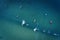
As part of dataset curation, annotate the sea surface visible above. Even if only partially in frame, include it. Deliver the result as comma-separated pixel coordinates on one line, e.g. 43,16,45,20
0,0,60,40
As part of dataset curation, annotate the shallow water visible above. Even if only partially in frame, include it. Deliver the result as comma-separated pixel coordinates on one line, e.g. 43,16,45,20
0,0,60,40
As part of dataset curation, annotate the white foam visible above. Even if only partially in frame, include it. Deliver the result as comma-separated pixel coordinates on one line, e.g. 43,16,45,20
33,28,37,32
21,20,26,26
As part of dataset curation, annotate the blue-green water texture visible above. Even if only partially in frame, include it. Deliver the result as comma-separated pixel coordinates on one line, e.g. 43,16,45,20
0,0,60,40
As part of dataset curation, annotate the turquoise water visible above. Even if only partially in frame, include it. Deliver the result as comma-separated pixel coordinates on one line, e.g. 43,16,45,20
0,0,60,40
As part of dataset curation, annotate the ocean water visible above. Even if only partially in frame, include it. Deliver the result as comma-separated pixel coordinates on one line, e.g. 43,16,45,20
0,0,60,40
